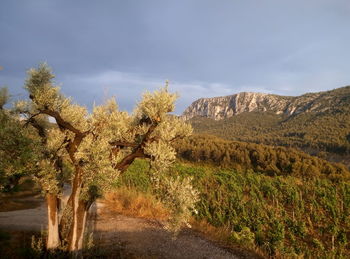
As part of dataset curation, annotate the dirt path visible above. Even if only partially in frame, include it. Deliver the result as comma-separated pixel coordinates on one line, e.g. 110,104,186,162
0,195,243,259
0,195,46,231
92,202,240,259
0,184,69,231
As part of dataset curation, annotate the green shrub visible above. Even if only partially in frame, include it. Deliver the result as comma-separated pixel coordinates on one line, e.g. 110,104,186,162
229,227,255,247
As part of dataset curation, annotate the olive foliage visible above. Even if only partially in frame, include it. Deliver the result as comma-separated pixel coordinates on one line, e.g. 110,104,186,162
0,87,41,192
17,63,197,251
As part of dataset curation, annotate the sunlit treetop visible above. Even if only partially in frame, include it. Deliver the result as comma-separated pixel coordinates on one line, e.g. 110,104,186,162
22,63,194,200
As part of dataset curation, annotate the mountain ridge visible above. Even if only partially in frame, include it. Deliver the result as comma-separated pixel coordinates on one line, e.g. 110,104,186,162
182,86,350,166
182,86,350,120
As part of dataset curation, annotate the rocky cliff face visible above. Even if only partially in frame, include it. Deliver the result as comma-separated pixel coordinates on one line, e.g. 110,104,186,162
182,86,350,120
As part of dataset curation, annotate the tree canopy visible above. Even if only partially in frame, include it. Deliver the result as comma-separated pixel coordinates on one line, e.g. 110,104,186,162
10,63,197,254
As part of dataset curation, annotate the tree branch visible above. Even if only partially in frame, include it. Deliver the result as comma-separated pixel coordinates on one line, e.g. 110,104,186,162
36,108,90,163
113,122,158,173
40,109,82,135
26,116,47,143
113,148,151,172
23,111,41,127
55,136,69,154
65,133,87,163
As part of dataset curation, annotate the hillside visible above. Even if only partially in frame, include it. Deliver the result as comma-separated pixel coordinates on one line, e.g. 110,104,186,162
183,86,350,165
174,134,350,180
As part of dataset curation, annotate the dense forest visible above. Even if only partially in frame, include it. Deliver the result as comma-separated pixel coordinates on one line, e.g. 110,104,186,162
174,134,350,180
188,86,350,166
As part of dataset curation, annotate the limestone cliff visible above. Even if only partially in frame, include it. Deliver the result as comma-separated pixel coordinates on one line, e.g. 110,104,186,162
182,86,350,120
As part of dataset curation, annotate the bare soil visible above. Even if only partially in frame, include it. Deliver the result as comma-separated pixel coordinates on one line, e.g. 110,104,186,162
92,202,241,259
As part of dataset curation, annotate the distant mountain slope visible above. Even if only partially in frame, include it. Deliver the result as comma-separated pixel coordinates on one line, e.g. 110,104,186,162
183,86,350,165
183,86,350,120
174,134,350,179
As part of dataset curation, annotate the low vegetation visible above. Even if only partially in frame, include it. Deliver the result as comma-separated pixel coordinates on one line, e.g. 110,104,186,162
104,187,169,220
114,159,350,258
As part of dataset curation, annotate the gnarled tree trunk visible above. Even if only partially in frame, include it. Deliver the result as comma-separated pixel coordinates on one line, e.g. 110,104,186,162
69,199,91,255
67,166,93,257
59,194,73,245
46,193,60,249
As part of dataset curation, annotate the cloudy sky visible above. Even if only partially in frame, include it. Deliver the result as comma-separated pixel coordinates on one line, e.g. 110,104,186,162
1,0,350,114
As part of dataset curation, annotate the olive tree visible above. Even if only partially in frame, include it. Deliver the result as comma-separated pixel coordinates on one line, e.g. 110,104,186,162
0,87,41,192
21,64,197,255
14,101,65,249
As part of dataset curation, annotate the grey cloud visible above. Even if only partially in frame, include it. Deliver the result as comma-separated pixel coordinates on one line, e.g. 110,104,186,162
1,0,350,113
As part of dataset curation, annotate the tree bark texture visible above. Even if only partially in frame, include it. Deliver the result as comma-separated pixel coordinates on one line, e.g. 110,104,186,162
46,193,60,249
67,166,92,256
